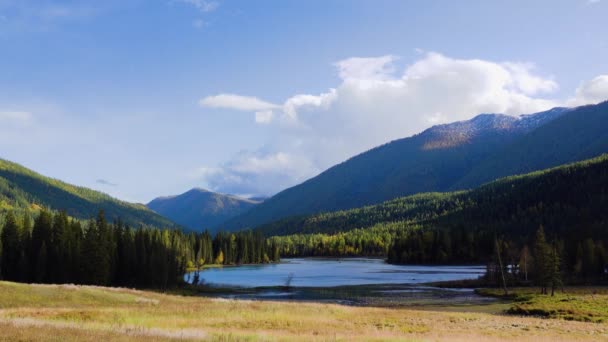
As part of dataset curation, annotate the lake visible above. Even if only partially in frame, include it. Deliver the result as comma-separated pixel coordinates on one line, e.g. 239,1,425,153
187,258,486,288
185,258,494,307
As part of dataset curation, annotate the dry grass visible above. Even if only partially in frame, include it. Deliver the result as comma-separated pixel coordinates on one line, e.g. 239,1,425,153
0,281,606,341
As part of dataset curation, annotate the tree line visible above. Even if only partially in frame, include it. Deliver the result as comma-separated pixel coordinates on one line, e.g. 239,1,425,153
0,209,279,289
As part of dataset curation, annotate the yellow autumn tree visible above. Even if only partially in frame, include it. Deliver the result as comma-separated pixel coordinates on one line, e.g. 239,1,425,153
215,250,224,265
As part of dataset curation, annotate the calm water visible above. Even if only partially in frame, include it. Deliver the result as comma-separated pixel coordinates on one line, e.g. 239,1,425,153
186,258,485,288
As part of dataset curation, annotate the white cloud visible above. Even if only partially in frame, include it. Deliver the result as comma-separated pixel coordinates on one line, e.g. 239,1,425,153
255,110,273,124
283,91,337,121
334,55,398,81
200,152,317,196
174,0,219,13
197,52,605,196
568,75,608,106
503,62,558,95
200,94,279,112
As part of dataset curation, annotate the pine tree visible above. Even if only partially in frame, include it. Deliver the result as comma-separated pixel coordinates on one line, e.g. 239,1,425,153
29,210,53,282
549,244,562,296
34,242,48,283
519,245,530,282
1,212,21,280
533,225,551,294
19,212,32,282
80,213,111,285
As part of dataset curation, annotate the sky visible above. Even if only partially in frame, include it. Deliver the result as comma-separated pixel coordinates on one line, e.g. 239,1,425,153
1,0,607,203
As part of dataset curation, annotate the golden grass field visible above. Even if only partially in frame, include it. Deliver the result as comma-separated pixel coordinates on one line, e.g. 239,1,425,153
0,281,607,341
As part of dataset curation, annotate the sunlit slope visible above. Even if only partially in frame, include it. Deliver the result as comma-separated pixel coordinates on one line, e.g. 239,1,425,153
0,159,176,227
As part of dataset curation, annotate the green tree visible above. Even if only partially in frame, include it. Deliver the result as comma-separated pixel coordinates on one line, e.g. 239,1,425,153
533,225,551,294
1,212,21,280
549,244,562,296
30,210,53,282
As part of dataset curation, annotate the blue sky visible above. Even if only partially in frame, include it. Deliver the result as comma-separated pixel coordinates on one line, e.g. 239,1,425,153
1,0,607,203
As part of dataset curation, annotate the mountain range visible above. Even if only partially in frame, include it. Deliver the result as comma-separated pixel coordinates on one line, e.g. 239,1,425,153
222,101,608,231
146,188,260,232
2,101,606,234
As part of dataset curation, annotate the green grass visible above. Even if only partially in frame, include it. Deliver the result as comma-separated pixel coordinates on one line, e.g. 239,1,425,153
0,281,157,309
477,287,608,323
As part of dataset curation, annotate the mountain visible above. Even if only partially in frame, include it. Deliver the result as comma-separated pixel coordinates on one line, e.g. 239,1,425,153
453,102,608,188
224,101,608,231
147,188,260,232
257,153,608,238
0,158,176,228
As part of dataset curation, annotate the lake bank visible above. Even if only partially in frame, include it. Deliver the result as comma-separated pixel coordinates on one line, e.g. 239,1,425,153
189,282,507,311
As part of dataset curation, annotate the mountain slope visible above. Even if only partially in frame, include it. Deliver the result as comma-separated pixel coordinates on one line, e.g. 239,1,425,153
0,159,176,228
454,102,608,188
224,105,585,230
147,188,260,232
258,153,608,238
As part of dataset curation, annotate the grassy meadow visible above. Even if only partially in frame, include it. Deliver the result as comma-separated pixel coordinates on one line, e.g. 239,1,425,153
478,287,608,323
0,281,607,341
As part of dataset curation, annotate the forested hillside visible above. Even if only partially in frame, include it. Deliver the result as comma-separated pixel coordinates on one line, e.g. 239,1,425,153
147,188,260,232
225,102,608,231
270,155,608,281
0,159,175,228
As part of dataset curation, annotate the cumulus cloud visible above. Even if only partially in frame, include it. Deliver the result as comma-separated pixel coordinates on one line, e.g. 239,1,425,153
334,55,398,81
568,75,608,106
199,152,317,197
502,62,558,95
200,94,279,112
197,52,606,196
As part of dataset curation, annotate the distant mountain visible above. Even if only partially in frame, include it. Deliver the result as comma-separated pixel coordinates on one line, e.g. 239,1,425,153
224,101,608,231
147,188,260,232
0,159,176,228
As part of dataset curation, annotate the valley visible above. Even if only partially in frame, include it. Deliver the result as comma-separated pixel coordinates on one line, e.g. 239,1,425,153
1,102,607,341
2,3,608,340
